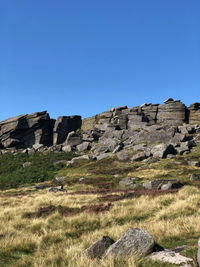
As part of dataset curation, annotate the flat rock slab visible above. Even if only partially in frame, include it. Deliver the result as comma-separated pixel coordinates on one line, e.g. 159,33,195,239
103,228,155,258
150,250,194,265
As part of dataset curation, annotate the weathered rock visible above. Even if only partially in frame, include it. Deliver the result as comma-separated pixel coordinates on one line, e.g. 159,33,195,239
0,111,53,149
150,249,194,265
62,145,72,152
157,101,187,125
131,152,147,161
117,151,130,161
23,162,32,168
103,228,155,258
151,144,176,158
96,153,112,161
53,116,81,145
65,131,82,147
77,142,91,152
84,236,115,259
119,177,141,188
48,186,63,192
189,103,200,125
146,157,159,164
143,179,182,190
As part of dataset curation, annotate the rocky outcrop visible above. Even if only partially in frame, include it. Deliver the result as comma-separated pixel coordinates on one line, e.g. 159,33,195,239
0,99,200,152
189,103,200,125
0,111,53,149
157,101,187,125
53,116,81,145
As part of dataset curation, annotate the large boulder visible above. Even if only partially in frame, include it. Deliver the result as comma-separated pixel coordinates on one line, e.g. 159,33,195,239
143,179,182,190
53,116,81,145
84,236,115,259
64,131,82,147
103,228,155,258
0,111,53,149
151,144,176,158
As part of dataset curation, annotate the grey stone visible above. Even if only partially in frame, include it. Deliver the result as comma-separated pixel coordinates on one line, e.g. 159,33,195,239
117,151,130,161
53,116,81,145
150,250,194,265
151,144,176,158
103,228,155,258
119,177,141,188
48,186,63,193
77,142,91,152
0,111,53,149
65,131,82,147
62,145,72,152
143,179,181,190
66,155,89,166
97,153,112,161
131,152,147,162
23,162,32,168
84,236,115,259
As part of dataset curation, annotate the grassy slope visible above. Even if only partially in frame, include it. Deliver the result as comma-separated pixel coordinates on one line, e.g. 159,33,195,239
0,145,200,266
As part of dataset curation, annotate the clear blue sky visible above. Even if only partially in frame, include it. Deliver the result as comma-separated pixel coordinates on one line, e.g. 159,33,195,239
0,0,200,121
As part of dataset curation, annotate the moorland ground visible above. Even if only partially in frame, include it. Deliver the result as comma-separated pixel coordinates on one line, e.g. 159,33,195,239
1,145,200,266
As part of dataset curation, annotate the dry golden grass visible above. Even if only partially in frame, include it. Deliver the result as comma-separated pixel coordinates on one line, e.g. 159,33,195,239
0,185,199,267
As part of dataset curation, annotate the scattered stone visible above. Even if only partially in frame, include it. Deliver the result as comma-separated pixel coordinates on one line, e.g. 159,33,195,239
84,236,115,259
190,174,200,181
151,144,176,158
48,186,63,193
96,153,112,161
119,177,141,188
117,151,130,161
23,162,32,168
62,145,72,152
150,249,194,265
131,152,147,162
77,142,91,152
188,161,200,167
143,179,182,190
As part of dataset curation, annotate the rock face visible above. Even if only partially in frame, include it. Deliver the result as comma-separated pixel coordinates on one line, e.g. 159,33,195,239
189,103,200,125
104,228,155,258
0,99,200,152
84,236,115,259
157,101,187,125
0,111,53,149
53,116,81,145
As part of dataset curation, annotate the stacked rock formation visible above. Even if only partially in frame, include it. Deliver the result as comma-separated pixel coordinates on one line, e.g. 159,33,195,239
0,99,200,154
